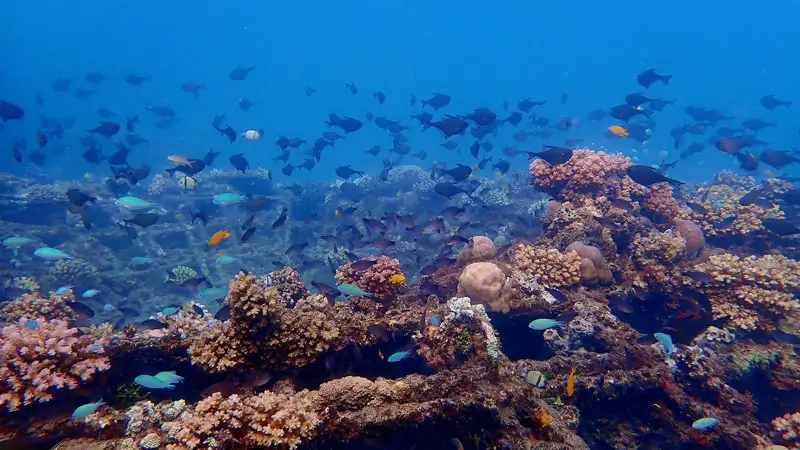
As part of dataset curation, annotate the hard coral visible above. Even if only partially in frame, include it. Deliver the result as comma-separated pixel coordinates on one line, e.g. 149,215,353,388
772,411,800,444
0,317,109,411
694,253,800,332
456,262,510,313
264,294,341,369
510,243,582,288
0,290,77,323
457,235,497,264
529,148,632,201
187,320,254,373
335,255,404,301
169,390,319,450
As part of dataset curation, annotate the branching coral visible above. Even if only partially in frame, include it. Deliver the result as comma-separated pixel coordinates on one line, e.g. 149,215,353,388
693,253,800,332
0,290,77,323
335,255,405,300
264,294,341,369
0,317,109,411
640,183,689,223
168,391,319,449
529,149,633,201
187,320,255,372
510,243,582,287
772,411,800,444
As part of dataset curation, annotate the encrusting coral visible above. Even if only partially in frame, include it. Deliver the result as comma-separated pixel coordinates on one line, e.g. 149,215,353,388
510,242,582,287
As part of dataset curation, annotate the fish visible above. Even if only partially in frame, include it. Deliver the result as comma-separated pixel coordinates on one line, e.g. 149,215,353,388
207,229,232,248
272,207,288,229
434,164,472,182
528,145,573,166
82,289,101,298
566,367,576,397
422,93,451,110
608,125,628,137
760,94,791,110
198,287,228,302
229,65,256,80
124,74,150,86
424,115,469,138
337,283,372,297
626,165,683,187
229,153,250,173
82,146,106,165
242,129,262,141
654,332,676,355
326,113,363,133
124,213,159,228
134,375,175,389
34,247,75,260
71,400,105,419
373,90,386,104
87,122,120,138
691,417,720,431
213,193,245,206
434,182,474,198
335,165,365,179
528,318,565,330
762,218,800,236
637,68,672,88
66,188,97,207
154,371,184,384
387,350,413,362
115,196,160,211
345,82,358,95
610,104,652,122
238,98,255,111
178,175,197,190
181,81,204,97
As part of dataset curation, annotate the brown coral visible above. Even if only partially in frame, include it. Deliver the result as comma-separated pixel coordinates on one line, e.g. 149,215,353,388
694,253,800,332
0,290,77,323
510,243,582,287
335,255,405,300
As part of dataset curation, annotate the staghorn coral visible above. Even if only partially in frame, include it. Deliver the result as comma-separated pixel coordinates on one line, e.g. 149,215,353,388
226,271,285,325
694,253,800,332
0,290,77,323
335,255,405,300
0,317,109,411
510,243,582,287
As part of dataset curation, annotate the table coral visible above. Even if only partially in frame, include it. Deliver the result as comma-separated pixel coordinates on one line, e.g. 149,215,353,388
0,317,109,411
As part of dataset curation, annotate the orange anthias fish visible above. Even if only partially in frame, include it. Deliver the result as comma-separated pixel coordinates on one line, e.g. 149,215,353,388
207,229,231,248
566,367,576,397
608,125,629,137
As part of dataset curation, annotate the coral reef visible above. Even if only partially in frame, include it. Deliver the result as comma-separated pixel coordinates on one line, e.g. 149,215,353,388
335,255,405,301
510,242,582,287
0,317,109,411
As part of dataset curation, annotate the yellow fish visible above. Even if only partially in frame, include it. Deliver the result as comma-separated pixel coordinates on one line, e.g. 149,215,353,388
608,125,629,137
566,367,576,397
207,229,231,248
216,252,225,257
388,273,406,284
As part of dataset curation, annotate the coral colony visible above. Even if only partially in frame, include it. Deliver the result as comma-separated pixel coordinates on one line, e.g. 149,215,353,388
0,148,799,449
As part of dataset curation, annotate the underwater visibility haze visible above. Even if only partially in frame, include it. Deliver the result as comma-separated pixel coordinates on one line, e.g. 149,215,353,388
1,1,800,449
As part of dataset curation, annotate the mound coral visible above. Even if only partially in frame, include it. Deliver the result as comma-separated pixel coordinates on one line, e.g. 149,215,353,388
693,253,800,332
335,255,405,300
456,262,510,313
0,317,110,411
457,235,498,264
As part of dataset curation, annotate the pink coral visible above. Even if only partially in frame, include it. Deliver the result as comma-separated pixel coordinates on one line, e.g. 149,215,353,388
0,317,110,411
772,411,800,443
335,255,404,300
529,149,631,199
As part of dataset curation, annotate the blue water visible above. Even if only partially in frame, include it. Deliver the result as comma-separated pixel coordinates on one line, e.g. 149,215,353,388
2,1,799,183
